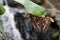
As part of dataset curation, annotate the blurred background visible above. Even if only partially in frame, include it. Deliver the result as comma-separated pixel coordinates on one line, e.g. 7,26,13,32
0,0,60,40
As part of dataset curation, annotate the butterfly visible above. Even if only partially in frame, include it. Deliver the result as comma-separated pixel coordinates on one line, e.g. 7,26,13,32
26,14,54,32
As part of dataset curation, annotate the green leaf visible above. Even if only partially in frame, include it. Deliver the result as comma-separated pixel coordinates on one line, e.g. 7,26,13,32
0,4,5,15
52,31,60,38
0,20,8,40
0,20,4,33
15,0,46,17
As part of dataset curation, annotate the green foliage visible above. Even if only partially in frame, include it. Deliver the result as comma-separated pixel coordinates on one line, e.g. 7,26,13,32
15,0,46,17
52,31,60,38
0,20,4,33
0,3,7,40
0,4,5,15
0,20,8,40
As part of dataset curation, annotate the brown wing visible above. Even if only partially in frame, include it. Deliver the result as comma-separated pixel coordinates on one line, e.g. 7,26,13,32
26,14,54,32
42,17,54,32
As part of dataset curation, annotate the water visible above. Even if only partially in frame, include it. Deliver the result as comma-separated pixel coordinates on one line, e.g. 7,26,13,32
0,5,22,40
